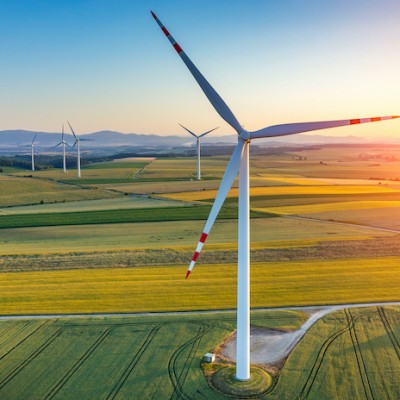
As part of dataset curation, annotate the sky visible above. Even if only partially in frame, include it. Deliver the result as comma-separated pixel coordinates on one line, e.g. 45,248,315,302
0,0,399,139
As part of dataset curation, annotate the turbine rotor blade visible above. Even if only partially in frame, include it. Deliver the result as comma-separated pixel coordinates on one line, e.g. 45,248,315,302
67,121,78,140
199,127,218,138
32,132,38,145
186,140,244,279
179,124,198,138
250,116,400,139
48,143,62,151
151,11,243,134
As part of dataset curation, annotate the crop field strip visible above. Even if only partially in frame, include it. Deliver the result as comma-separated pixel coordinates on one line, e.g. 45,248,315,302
0,175,118,207
161,184,400,202
219,191,400,208
0,205,271,229
1,258,400,315
2,235,390,272
0,197,190,215
0,211,391,257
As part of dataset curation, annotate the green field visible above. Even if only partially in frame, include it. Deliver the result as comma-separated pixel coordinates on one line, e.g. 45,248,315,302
0,306,398,399
0,216,392,257
0,197,189,215
0,205,267,229
0,175,118,207
271,306,400,399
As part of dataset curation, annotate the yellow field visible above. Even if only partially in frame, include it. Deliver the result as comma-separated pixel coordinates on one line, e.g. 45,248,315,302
259,200,400,215
161,184,400,202
0,257,399,315
256,176,397,186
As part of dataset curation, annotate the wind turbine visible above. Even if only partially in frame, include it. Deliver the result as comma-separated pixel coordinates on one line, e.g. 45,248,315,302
54,124,70,173
67,122,92,178
179,124,218,180
31,132,38,171
67,121,82,178
151,11,399,381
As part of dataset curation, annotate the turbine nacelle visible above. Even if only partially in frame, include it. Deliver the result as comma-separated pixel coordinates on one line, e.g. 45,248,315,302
239,130,251,142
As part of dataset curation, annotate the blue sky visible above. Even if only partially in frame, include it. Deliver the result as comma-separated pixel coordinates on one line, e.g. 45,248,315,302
0,0,399,139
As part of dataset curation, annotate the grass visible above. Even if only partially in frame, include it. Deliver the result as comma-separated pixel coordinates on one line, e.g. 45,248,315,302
0,216,390,256
83,161,150,169
0,175,118,207
101,179,226,195
0,257,399,315
0,206,269,229
305,206,400,230
210,366,272,397
0,307,398,399
0,196,189,215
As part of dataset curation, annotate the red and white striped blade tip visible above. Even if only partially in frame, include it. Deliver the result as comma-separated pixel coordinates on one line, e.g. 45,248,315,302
185,270,191,280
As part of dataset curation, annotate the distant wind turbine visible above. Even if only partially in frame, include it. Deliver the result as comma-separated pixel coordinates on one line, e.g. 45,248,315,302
31,132,38,171
151,11,399,381
68,122,91,178
54,124,71,173
179,124,218,180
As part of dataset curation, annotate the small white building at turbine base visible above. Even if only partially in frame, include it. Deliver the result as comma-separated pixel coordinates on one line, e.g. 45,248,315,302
203,353,216,363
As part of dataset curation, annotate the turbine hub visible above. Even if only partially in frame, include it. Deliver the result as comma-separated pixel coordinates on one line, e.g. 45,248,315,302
239,130,250,142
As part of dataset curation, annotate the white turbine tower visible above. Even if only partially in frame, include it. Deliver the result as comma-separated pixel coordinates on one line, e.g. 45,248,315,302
151,11,399,381
67,121,82,178
54,124,70,173
67,122,92,178
31,132,38,171
179,124,218,180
